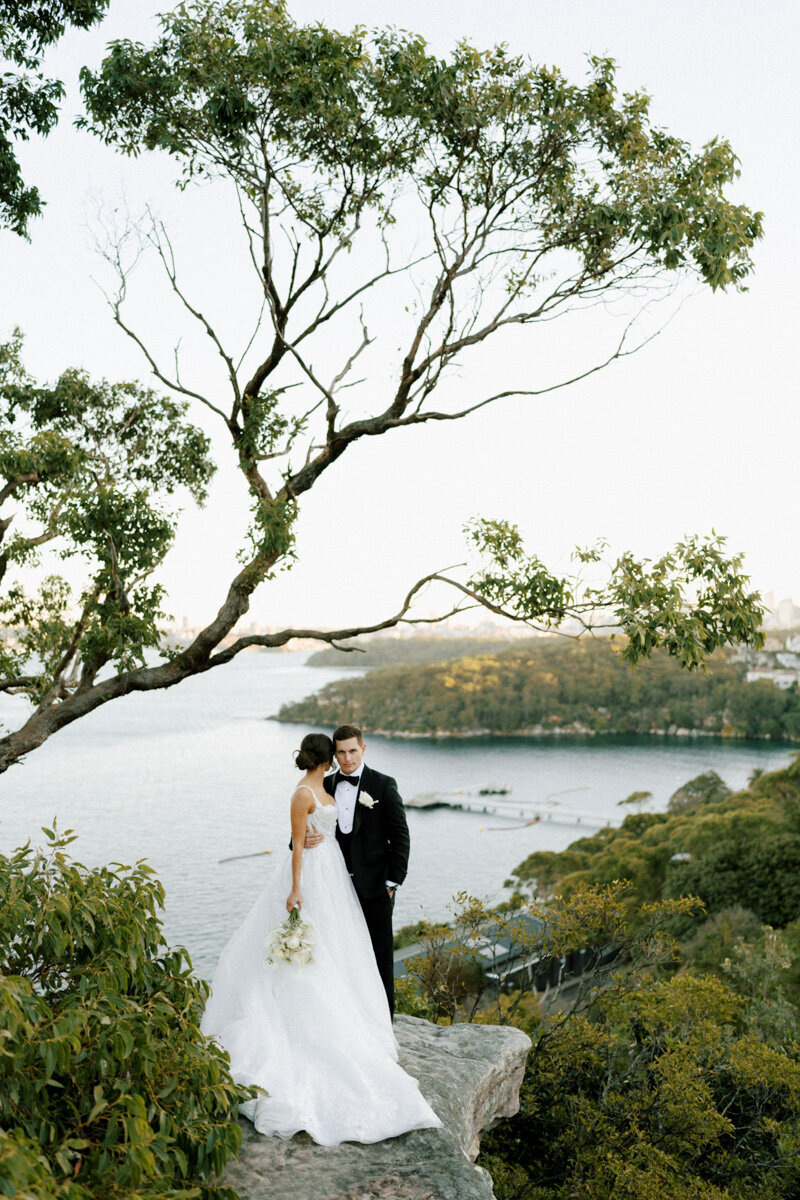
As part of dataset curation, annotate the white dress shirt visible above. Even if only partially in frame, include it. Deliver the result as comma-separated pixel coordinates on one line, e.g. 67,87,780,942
333,767,363,834
333,766,398,890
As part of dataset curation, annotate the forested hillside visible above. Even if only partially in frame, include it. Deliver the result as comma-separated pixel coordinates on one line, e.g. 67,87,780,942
401,758,800,1200
508,761,800,934
278,637,800,740
306,635,513,669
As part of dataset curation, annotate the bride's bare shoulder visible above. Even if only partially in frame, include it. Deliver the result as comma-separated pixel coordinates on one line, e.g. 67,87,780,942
291,784,316,810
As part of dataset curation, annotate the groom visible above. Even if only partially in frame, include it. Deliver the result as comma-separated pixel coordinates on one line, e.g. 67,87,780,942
305,722,410,1018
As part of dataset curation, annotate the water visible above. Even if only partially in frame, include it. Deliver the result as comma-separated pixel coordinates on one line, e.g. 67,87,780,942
0,653,794,979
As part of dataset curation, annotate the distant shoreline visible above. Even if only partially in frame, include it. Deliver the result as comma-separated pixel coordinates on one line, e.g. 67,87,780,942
271,718,799,745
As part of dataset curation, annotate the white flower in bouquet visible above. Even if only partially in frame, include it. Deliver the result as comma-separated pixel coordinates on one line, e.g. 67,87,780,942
266,906,315,968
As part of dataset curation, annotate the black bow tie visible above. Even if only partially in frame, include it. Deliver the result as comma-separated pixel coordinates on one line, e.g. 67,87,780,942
338,774,360,786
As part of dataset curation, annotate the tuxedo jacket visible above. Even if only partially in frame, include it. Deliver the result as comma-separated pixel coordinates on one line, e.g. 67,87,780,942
324,764,410,901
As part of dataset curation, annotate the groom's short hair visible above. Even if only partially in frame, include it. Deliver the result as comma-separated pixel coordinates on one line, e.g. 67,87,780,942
333,723,364,745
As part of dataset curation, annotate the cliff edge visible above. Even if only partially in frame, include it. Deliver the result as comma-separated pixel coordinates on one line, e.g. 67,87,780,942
221,1014,531,1200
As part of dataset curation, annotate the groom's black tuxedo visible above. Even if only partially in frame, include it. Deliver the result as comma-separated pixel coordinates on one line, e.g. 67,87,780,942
324,764,410,900
324,764,410,1017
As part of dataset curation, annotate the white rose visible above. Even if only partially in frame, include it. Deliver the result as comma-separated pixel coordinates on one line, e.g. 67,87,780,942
358,791,375,808
286,935,300,949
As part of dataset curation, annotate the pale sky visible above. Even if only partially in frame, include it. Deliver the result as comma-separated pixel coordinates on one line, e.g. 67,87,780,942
3,0,798,633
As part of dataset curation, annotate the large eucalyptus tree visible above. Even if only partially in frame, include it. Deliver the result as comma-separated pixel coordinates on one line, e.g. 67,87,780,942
0,0,765,772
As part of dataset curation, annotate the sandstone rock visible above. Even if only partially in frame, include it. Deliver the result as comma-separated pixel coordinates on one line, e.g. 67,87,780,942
221,1014,531,1200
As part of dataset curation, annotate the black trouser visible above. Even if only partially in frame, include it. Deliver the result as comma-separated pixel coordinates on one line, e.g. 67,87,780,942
357,888,396,1018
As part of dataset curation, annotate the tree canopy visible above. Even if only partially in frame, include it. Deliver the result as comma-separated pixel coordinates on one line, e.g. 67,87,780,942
481,968,800,1200
0,0,766,770
0,826,245,1197
395,880,800,1200
508,755,800,931
0,328,213,710
0,0,109,236
477,761,800,1199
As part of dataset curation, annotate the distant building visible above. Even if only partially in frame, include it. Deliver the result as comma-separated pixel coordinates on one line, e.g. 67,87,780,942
777,597,800,628
393,914,618,996
746,667,800,690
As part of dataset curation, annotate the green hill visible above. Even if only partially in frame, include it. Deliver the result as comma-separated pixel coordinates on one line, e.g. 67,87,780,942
508,756,800,933
306,635,515,669
276,636,800,740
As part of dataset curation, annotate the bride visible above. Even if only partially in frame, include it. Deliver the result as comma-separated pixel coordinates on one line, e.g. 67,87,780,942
201,732,442,1146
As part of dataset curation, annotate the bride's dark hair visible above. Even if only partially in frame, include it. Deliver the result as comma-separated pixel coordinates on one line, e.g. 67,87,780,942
295,732,334,772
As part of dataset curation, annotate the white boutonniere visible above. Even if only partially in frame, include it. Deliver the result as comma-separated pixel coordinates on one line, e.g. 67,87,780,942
358,791,376,808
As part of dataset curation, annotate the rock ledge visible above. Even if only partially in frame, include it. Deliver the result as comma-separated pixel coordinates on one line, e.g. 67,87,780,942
222,1014,531,1200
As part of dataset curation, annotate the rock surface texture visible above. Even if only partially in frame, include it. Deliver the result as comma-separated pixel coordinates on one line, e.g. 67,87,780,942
221,1014,531,1200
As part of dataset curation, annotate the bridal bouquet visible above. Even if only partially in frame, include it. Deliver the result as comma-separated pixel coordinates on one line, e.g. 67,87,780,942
266,906,315,968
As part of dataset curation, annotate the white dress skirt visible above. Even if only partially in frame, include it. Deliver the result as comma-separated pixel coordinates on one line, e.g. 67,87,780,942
200,792,442,1146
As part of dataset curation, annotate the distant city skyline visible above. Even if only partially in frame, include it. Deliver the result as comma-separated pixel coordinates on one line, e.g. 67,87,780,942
3,0,798,632
762,593,800,631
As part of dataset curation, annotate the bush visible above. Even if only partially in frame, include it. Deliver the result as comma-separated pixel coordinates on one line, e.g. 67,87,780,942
0,828,247,1199
681,907,764,977
666,833,800,927
668,770,731,813
393,975,437,1021
481,973,800,1200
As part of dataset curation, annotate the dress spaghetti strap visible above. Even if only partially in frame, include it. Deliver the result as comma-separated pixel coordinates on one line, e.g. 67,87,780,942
294,783,334,807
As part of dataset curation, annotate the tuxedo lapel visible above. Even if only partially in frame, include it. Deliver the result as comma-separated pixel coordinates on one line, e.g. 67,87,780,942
351,765,371,837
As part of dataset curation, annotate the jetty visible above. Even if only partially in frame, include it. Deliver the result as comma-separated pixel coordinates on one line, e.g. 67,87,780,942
406,790,612,831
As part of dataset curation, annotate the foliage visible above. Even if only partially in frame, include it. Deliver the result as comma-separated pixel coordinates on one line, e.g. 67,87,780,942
668,769,731,812
396,882,800,1199
0,330,214,704
79,2,762,291
720,926,798,1047
392,975,437,1022
666,830,800,928
617,789,653,810
681,907,765,977
396,882,697,1027
0,0,109,236
467,521,765,668
307,635,515,670
510,757,800,941
402,900,496,1022
480,971,800,1200
393,918,450,951
0,827,247,1199
276,635,799,738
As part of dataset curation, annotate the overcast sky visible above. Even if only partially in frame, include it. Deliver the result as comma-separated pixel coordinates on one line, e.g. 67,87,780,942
3,0,798,633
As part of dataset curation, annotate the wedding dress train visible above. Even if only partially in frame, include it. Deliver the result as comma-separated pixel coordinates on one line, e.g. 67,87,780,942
200,791,441,1145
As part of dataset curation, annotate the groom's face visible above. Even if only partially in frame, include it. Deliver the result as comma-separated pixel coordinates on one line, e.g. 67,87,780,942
335,737,365,775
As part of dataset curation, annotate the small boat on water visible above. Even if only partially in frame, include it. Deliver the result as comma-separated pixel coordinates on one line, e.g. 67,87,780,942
407,785,513,809
406,792,458,810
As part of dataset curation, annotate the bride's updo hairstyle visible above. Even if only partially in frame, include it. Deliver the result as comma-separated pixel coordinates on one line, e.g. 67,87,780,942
295,732,334,772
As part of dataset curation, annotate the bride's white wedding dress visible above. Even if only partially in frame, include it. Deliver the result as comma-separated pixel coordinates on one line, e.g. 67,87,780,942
201,790,441,1146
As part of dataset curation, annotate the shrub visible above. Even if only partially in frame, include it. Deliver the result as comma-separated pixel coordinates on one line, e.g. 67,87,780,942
0,827,248,1198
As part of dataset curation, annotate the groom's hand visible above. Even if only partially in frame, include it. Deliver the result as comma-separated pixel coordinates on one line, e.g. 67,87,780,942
303,829,324,849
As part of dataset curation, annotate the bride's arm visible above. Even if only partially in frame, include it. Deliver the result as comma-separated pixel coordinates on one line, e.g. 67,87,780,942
287,790,313,911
